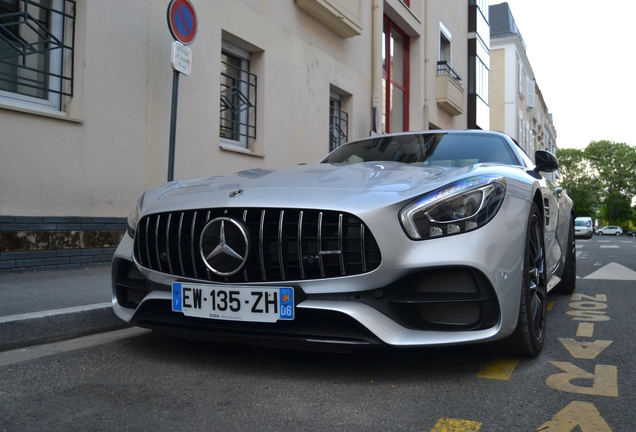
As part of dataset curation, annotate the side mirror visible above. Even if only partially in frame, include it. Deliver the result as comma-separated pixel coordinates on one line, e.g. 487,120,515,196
534,150,559,173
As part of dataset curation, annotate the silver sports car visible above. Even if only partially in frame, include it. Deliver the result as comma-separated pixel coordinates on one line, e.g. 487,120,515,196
112,130,575,356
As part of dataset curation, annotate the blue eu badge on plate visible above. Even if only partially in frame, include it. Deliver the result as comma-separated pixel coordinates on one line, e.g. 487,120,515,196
172,283,182,312
279,287,293,319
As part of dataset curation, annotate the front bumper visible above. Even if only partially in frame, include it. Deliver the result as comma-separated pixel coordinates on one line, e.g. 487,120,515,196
112,195,530,348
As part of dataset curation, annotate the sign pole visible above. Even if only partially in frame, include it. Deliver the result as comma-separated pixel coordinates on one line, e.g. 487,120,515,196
166,0,197,182
168,69,180,182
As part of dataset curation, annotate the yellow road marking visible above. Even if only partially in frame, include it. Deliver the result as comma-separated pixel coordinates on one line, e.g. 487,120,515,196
547,301,555,310
431,418,482,432
558,338,613,360
546,362,618,397
476,357,519,380
571,294,607,302
566,310,610,321
576,322,595,338
535,401,612,431
569,301,607,310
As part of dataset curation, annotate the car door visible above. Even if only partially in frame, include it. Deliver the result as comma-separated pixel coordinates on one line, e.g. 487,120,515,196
543,178,572,280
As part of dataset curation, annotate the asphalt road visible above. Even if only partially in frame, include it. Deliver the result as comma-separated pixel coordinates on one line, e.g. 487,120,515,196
0,235,634,431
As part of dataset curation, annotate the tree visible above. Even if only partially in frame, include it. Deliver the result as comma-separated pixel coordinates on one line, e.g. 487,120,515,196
598,191,633,224
583,140,636,225
556,148,599,217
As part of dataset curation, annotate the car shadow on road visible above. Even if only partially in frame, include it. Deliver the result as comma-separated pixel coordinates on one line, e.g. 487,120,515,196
122,331,508,385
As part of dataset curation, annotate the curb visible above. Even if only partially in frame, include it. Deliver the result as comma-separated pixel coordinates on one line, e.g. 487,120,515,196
0,303,129,352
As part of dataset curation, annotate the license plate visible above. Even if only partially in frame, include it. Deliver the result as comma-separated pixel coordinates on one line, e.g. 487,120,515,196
172,282,294,323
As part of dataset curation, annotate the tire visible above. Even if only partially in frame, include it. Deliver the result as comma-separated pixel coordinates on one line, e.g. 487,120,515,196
552,218,576,295
615,232,620,236
597,232,603,235
487,202,547,357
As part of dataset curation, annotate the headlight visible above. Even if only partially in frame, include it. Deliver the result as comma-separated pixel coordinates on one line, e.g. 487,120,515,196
126,192,145,239
400,175,506,240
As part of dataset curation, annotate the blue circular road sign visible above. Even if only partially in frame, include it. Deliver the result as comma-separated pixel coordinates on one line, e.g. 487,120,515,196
167,0,197,45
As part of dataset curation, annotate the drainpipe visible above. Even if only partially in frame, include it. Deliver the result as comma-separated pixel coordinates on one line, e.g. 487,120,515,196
423,0,429,130
371,0,383,134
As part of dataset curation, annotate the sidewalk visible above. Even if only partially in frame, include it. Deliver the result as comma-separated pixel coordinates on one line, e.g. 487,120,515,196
0,266,128,351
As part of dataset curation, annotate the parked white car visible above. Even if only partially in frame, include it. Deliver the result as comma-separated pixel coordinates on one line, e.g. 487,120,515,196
595,226,623,236
574,217,593,239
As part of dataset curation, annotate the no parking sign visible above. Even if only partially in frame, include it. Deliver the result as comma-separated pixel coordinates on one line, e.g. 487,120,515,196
167,0,197,45
166,0,197,182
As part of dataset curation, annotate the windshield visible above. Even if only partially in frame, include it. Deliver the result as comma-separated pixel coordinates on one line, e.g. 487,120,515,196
321,132,520,167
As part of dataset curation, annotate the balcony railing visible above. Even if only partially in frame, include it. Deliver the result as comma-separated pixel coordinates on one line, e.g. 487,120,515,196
436,61,464,116
437,61,462,84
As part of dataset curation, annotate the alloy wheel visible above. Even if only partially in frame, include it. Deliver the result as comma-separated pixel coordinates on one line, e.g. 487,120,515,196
527,213,546,340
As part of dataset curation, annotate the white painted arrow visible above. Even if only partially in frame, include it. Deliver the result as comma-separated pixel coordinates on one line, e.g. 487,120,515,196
583,262,636,280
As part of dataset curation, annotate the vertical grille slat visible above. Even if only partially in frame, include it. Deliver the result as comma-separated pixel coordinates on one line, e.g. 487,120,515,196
155,215,163,272
318,212,325,278
135,218,144,267
278,210,286,280
259,210,267,281
360,224,367,272
144,218,151,268
133,207,381,283
242,210,248,282
298,211,305,279
166,214,173,274
338,213,345,276
190,212,198,279
178,213,185,276
205,211,212,281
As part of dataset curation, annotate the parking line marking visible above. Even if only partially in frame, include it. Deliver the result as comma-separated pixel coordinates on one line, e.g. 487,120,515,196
577,322,594,338
476,357,519,380
600,245,619,249
0,327,150,367
0,302,112,324
431,418,482,431
547,301,555,311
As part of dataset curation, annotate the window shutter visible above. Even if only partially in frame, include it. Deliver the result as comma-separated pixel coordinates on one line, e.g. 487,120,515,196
526,79,536,108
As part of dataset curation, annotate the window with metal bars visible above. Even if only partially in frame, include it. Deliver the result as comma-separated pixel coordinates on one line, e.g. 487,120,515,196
0,0,75,110
220,40,256,148
329,92,348,152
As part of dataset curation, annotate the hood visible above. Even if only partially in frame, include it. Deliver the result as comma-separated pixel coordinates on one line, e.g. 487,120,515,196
140,162,508,215
161,162,450,195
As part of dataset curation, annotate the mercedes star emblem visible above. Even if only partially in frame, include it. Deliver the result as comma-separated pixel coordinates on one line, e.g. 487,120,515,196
199,217,249,276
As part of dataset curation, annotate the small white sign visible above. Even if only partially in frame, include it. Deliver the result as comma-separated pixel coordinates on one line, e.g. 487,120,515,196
171,41,192,76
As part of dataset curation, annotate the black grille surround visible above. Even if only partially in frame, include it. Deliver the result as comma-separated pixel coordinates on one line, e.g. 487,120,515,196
134,208,381,283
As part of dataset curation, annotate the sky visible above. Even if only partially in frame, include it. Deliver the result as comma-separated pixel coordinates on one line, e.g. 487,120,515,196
489,1,636,149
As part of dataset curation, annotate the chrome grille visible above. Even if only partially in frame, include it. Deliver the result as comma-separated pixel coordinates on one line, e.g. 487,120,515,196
134,208,381,283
